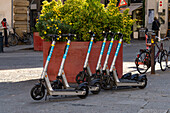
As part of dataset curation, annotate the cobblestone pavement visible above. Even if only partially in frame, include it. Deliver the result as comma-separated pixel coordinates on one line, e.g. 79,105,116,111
0,40,169,113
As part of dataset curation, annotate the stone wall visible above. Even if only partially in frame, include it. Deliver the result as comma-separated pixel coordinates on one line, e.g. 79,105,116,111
14,0,29,37
145,0,168,35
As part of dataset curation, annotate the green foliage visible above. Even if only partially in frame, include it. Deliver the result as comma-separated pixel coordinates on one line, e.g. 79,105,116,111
36,0,72,41
36,0,136,43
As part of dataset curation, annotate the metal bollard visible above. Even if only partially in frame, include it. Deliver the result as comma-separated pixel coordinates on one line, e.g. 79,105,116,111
0,32,4,53
151,33,156,74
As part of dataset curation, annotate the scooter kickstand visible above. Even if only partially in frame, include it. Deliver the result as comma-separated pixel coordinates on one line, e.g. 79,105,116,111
45,94,48,101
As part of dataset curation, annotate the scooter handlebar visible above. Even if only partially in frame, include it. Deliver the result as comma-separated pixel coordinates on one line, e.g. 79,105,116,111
62,33,76,40
116,32,123,39
108,31,116,37
46,34,61,38
62,33,76,37
87,30,95,37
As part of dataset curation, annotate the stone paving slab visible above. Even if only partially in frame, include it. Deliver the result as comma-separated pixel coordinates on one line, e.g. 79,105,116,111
0,40,169,113
138,109,168,113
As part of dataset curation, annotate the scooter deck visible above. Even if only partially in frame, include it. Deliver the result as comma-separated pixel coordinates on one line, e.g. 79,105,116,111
116,79,145,87
50,89,86,95
89,86,99,91
119,79,138,83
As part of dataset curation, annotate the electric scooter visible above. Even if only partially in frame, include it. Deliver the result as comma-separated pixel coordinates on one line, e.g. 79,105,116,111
92,31,110,79
75,31,102,94
98,31,116,89
101,33,147,90
76,31,108,83
30,34,89,100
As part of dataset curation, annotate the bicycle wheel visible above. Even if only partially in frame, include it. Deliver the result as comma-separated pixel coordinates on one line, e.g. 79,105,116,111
160,50,168,71
28,33,33,45
24,33,33,45
136,51,151,74
8,35,18,46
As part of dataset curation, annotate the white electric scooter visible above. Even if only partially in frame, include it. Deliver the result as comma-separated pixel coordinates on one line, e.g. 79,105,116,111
30,34,89,100
101,33,147,90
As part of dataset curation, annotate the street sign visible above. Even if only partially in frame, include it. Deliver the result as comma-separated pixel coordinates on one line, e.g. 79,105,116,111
118,0,127,7
158,0,163,13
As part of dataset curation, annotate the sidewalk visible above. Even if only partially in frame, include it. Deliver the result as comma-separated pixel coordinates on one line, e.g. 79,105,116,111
0,44,43,82
0,40,169,113
3,44,34,52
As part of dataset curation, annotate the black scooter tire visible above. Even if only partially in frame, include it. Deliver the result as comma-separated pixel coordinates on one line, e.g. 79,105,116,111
30,85,45,100
138,78,147,89
91,82,101,94
101,75,113,90
78,86,89,99
76,71,88,84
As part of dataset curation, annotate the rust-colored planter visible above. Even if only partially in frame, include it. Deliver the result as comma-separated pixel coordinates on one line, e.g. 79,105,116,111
43,41,123,83
33,32,43,51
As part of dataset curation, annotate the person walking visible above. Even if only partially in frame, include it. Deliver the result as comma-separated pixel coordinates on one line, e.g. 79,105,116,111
1,18,9,47
152,17,160,37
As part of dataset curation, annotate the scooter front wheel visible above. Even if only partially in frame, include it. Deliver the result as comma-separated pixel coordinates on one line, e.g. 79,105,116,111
78,86,89,99
30,85,45,100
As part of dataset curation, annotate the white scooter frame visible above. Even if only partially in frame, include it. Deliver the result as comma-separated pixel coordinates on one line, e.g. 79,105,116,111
102,33,147,89
30,34,89,101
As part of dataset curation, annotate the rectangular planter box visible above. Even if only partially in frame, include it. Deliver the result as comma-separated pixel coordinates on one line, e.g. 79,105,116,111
43,41,123,83
33,32,43,51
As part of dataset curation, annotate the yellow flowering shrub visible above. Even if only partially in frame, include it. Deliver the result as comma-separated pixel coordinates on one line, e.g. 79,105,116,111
36,0,135,43
105,0,136,43
36,0,71,41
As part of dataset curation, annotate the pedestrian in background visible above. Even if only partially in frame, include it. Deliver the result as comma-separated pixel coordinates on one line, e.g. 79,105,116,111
152,17,160,37
1,18,9,47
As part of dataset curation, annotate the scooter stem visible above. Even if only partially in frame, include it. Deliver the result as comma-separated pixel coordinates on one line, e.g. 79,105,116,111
109,38,123,72
58,40,71,76
102,37,114,71
83,36,94,68
96,33,108,71
41,40,56,79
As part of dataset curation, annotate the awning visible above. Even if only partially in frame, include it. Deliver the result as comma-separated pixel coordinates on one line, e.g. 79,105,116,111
120,3,143,15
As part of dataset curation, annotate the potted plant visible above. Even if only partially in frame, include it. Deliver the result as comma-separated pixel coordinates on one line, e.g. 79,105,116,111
32,27,43,51
36,0,135,83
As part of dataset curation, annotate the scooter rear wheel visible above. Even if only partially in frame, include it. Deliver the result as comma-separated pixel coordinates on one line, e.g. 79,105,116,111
78,86,89,99
76,71,88,84
101,75,113,90
51,80,63,97
30,85,45,100
91,82,101,94
138,77,147,89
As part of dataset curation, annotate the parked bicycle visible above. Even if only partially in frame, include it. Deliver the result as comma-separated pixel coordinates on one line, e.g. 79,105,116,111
8,27,33,46
135,33,169,74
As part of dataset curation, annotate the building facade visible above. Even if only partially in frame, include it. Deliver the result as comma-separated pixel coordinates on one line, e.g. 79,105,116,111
1,0,169,38
0,0,12,29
